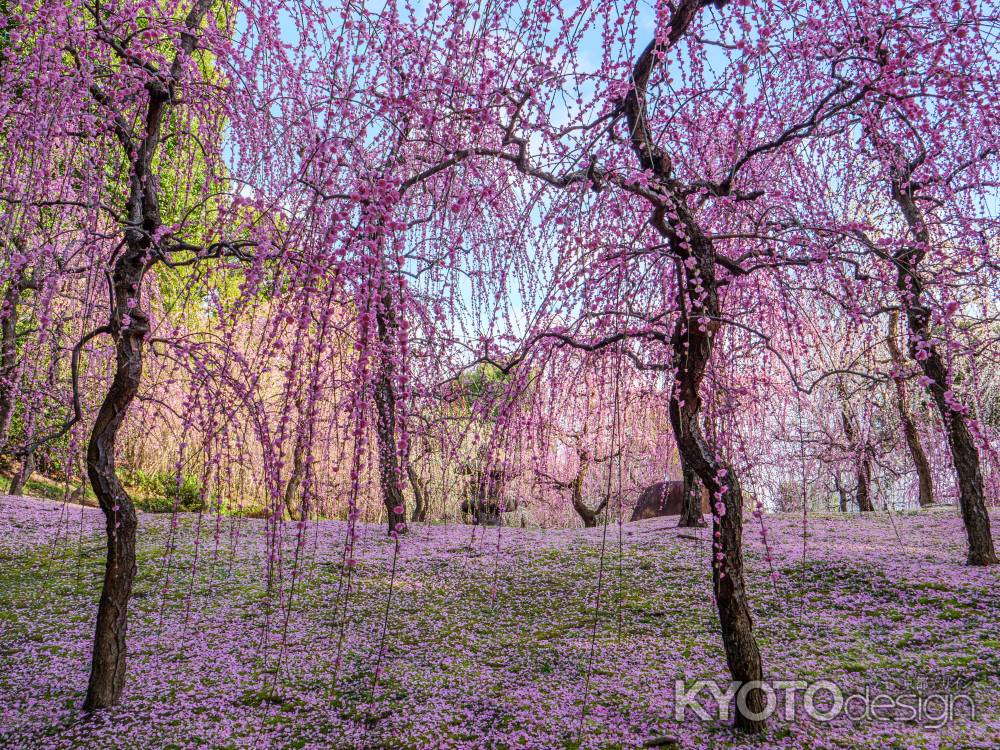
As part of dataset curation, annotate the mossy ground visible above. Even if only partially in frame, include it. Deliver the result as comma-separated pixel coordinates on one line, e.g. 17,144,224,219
1,497,998,749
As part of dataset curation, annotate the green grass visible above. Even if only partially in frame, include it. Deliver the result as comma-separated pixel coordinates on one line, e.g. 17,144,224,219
1,512,998,749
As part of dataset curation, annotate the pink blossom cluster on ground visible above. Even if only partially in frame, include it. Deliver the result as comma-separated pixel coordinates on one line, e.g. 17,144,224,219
1,495,997,749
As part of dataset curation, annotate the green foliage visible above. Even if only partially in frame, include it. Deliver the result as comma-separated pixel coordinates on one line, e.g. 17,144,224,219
455,363,513,420
0,1,11,65
3,406,71,476
459,362,509,398
118,467,206,513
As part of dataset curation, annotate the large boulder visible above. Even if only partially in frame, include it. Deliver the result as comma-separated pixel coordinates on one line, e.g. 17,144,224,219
629,480,709,522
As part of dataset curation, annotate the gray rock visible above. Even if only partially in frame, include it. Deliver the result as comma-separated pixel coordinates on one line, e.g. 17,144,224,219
630,481,708,522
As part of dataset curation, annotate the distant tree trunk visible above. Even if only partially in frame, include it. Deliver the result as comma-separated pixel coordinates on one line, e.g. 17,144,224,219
373,376,406,533
0,280,21,449
887,312,934,508
6,341,36,495
84,248,146,710
461,468,508,526
0,266,38,451
888,167,997,565
373,276,406,535
569,452,608,528
283,436,305,522
677,462,706,527
855,453,874,513
838,394,875,512
407,463,428,522
8,449,33,495
834,474,849,513
570,452,593,527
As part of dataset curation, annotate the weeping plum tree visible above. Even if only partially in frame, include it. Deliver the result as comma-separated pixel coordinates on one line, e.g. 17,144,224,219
3,0,999,734
880,154,997,562
1,0,273,708
536,433,616,528
808,2,999,564
876,137,996,562
524,355,653,528
466,0,880,731
290,0,538,534
78,5,256,709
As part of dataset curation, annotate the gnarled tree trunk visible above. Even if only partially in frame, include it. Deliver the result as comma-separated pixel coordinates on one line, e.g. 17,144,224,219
569,452,608,528
283,435,306,522
839,399,875,512
8,449,33,495
834,473,849,513
620,0,764,731
855,453,874,513
79,0,232,709
84,249,147,710
407,463,428,522
666,232,765,732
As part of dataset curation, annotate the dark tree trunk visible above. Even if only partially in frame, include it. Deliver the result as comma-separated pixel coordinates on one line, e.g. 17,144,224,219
283,437,305,522
373,376,406,533
834,474,849,513
0,281,20,449
80,0,226,709
462,468,510,526
373,278,406,535
407,464,428,522
887,312,934,507
839,397,875,512
619,2,764,731
942,412,996,563
573,499,600,528
900,405,935,508
570,452,607,528
8,450,33,495
667,246,765,732
84,249,147,710
576,497,612,527
677,462,707,527
855,455,874,513
889,173,997,565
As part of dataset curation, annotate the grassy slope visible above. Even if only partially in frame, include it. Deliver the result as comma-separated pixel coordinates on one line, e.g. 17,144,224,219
1,496,998,749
